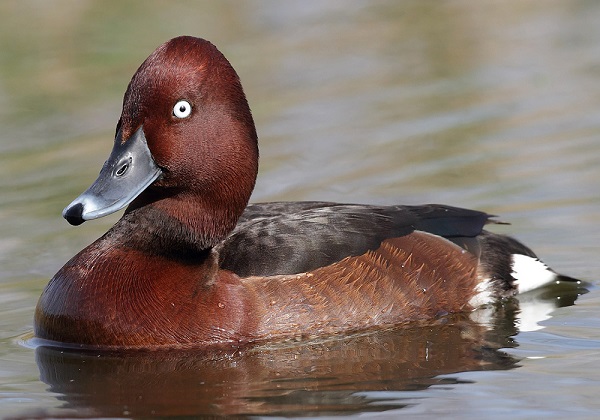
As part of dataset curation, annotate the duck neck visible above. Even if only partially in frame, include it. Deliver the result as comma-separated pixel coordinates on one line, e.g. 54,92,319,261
118,184,250,260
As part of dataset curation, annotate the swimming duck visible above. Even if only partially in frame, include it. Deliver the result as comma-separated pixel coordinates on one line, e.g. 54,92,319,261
35,36,575,349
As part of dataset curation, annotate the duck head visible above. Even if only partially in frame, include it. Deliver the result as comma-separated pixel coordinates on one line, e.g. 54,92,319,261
62,36,258,250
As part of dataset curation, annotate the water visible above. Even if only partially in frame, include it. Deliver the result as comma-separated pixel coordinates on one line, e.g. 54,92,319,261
1,1,599,418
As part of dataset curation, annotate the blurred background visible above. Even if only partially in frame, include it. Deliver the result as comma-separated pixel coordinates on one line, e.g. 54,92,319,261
1,1,599,418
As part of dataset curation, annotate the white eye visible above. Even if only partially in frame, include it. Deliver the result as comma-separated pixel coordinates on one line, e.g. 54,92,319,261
173,100,192,118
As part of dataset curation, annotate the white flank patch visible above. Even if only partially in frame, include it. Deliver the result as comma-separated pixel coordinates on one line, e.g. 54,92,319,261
512,254,557,294
468,278,493,307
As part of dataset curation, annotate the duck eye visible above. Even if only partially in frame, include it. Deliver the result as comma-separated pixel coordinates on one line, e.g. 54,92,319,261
173,100,192,118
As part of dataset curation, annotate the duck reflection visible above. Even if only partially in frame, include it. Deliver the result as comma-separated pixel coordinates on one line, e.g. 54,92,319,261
32,283,586,418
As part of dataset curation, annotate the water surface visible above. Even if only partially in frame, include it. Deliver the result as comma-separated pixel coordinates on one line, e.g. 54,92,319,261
1,1,599,418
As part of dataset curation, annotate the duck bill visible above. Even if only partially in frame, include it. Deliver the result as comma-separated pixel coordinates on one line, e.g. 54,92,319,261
62,126,162,226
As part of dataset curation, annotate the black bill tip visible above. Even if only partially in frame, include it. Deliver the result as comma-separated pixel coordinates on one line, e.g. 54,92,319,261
63,203,86,226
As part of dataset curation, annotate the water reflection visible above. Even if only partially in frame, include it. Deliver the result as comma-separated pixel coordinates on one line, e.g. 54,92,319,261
24,283,586,418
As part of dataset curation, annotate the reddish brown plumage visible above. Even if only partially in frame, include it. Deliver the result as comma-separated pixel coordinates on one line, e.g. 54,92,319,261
36,244,257,348
35,36,510,350
247,232,479,340
36,230,479,348
122,36,258,250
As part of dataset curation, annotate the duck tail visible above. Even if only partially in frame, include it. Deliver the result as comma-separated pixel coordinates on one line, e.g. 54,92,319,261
477,231,583,297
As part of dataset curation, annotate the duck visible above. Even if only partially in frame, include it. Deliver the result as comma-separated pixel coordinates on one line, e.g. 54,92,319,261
34,36,577,349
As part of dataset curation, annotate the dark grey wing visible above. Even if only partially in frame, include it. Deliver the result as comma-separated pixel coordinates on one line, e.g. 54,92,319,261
405,204,491,237
217,201,493,277
235,201,340,223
